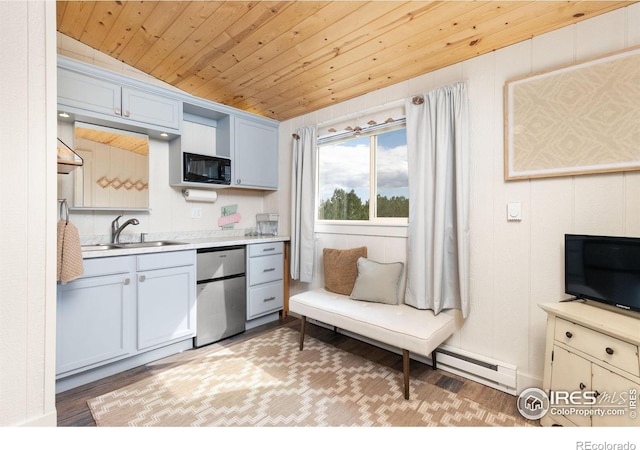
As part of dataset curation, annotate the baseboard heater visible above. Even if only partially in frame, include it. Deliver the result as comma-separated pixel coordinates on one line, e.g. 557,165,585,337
305,317,517,395
435,344,517,395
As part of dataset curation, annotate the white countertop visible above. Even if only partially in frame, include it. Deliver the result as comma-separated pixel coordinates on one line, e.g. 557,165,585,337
81,235,289,259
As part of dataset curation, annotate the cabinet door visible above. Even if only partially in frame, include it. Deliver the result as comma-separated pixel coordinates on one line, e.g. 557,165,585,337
233,117,278,189
58,67,121,118
137,265,196,351
122,87,181,130
592,364,640,426
56,273,134,375
550,346,592,426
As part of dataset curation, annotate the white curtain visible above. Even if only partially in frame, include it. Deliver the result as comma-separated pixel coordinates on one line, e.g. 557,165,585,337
404,82,470,318
290,126,317,282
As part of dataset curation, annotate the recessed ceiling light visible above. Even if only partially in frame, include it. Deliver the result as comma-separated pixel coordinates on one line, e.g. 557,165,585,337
160,132,168,137
58,112,70,118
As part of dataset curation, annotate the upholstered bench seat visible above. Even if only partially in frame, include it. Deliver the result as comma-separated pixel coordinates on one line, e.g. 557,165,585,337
289,288,457,399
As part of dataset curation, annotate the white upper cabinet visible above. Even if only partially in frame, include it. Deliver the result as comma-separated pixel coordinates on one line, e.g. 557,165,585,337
233,117,279,190
57,57,182,137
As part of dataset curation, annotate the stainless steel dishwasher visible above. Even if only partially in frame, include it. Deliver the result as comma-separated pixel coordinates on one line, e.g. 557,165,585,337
194,246,246,348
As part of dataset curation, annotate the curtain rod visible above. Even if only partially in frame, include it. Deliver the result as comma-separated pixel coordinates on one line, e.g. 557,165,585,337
315,98,405,128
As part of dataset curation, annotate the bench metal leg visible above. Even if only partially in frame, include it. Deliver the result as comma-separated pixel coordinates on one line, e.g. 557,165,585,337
299,315,307,351
403,349,410,400
432,349,437,370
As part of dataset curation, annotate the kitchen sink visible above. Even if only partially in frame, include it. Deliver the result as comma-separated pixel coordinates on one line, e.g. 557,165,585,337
81,244,120,251
115,240,186,249
81,241,186,251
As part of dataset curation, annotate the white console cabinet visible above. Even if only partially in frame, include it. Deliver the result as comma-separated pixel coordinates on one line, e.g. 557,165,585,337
540,302,640,426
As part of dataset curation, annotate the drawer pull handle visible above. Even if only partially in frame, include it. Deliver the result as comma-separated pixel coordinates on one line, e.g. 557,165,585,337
123,278,130,285
263,247,276,252
579,382,586,390
139,275,146,282
263,296,276,302
263,268,276,272
565,331,573,339
605,347,614,355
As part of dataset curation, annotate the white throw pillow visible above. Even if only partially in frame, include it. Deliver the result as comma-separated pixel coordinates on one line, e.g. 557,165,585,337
350,257,404,305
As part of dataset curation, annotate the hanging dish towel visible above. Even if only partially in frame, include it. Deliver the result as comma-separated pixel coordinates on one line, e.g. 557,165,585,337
57,219,83,283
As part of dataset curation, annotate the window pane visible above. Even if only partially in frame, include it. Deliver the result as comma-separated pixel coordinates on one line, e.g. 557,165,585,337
376,128,408,218
318,136,370,220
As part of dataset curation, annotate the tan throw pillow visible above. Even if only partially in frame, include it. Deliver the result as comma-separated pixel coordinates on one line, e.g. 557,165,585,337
323,246,367,295
350,257,404,305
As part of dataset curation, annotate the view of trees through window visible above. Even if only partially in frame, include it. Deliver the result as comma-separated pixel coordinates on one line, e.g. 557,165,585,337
318,127,409,221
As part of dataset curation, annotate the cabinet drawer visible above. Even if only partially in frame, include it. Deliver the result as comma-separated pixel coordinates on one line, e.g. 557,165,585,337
248,254,283,286
81,255,133,278
137,250,195,271
247,281,283,319
248,241,283,257
555,318,640,376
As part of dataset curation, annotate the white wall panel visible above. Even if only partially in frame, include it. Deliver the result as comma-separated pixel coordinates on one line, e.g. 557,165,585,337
0,1,56,427
576,8,628,60
574,174,625,235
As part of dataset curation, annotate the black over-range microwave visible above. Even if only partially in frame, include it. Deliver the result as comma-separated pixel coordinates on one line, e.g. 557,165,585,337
182,152,231,185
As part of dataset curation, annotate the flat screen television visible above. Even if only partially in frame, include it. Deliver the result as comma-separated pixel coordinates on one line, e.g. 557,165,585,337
565,234,640,313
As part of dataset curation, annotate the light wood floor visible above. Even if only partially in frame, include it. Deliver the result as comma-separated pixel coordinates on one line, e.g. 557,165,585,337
56,316,528,426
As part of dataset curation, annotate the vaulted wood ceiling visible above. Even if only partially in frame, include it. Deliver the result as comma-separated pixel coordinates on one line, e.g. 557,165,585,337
56,1,635,121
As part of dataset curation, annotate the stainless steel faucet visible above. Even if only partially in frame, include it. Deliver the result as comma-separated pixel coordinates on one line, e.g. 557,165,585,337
111,215,140,243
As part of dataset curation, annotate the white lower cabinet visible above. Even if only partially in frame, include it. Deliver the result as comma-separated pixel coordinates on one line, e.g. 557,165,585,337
540,302,640,427
56,256,135,375
136,252,196,351
56,250,196,386
246,242,284,321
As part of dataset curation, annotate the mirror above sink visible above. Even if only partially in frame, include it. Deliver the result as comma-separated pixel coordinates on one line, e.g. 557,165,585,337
60,122,150,210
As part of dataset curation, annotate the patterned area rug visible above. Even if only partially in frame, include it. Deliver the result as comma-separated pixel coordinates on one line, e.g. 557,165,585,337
88,327,531,426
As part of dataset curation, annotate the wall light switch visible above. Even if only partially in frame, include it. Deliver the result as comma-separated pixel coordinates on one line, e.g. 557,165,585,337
507,202,522,221
191,207,202,219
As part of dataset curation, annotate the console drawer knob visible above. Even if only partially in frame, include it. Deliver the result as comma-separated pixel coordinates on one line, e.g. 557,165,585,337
565,331,573,339
605,347,614,355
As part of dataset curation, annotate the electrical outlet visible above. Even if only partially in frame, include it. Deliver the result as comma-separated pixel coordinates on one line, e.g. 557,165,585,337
191,207,202,219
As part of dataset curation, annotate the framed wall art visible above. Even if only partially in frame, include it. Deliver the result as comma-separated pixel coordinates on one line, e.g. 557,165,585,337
504,46,640,181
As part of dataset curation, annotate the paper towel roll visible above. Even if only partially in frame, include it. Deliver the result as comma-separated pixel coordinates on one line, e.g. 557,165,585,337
182,189,218,203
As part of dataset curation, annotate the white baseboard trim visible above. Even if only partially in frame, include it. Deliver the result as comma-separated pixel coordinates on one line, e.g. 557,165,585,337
17,410,57,427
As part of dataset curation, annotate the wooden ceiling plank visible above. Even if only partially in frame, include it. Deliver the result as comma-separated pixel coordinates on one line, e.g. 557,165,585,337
170,1,291,91
205,0,328,79
76,1,126,50
230,1,495,111
56,0,96,41
56,0,68,31
132,1,224,75
98,1,159,60
56,1,637,120
185,0,356,98
117,1,194,68
194,2,408,101
264,1,632,119
239,1,606,114
151,1,264,86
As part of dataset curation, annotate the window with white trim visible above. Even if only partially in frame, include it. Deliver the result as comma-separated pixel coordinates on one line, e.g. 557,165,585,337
317,122,408,223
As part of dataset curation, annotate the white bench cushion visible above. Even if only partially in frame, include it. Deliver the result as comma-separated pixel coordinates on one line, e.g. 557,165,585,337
289,288,456,358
